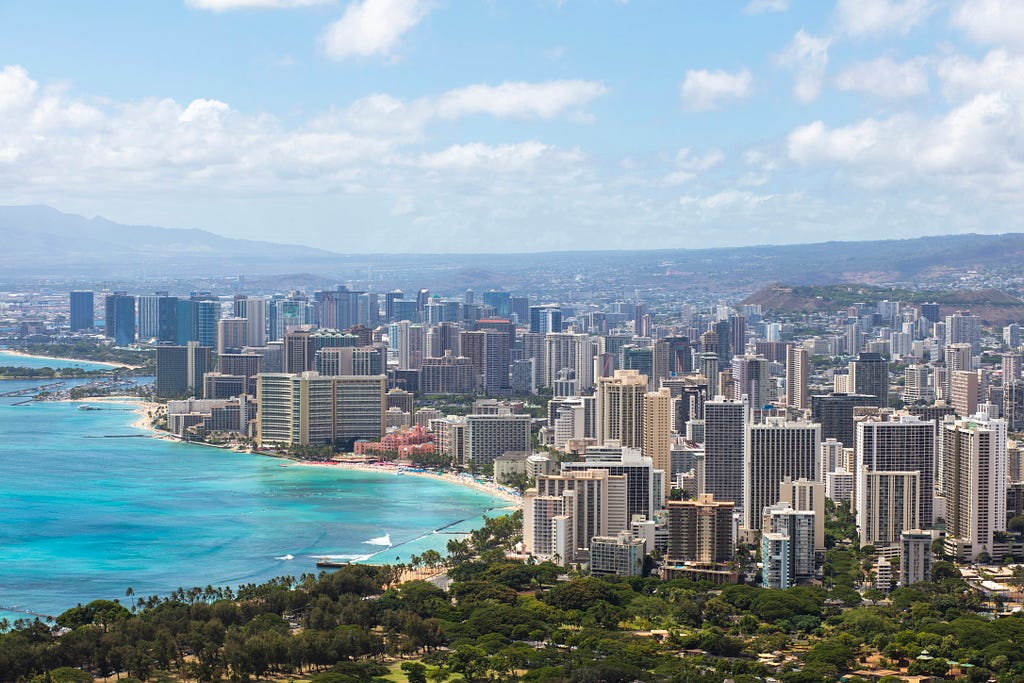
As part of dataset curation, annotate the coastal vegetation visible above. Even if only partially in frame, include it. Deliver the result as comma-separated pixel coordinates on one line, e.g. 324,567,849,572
15,342,155,373
2,511,1023,683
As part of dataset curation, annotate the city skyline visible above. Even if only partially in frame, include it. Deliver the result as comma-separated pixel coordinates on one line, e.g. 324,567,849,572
2,0,1023,253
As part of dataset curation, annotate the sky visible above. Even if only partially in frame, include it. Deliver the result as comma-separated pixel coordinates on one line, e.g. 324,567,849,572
1,0,1023,253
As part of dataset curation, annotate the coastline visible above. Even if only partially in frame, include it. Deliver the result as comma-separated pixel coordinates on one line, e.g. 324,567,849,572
0,349,131,369
111,396,522,508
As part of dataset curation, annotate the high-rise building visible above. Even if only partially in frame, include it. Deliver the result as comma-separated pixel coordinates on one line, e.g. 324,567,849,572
940,412,1008,562
596,369,647,449
1005,382,1024,432
762,502,815,588
464,413,531,469
857,470,920,549
704,396,749,509
904,364,932,404
563,447,659,521
643,388,673,500
234,297,267,347
950,370,980,417
779,478,825,559
544,332,595,391
481,291,511,318
901,529,932,586
785,345,809,410
945,311,981,355
531,468,628,562
104,292,136,346
1003,353,1022,385
529,305,562,335
217,318,248,355
155,346,189,398
731,354,770,407
255,372,385,447
419,353,477,394
193,297,220,350
856,415,935,545
810,393,879,447
665,493,735,567
849,352,889,408
820,437,845,483
137,294,161,340
69,290,94,332
744,419,819,531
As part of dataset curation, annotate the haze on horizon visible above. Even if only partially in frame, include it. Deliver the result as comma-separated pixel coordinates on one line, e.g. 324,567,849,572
1,0,1023,254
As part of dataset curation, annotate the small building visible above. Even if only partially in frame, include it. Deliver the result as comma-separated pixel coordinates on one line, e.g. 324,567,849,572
589,530,645,577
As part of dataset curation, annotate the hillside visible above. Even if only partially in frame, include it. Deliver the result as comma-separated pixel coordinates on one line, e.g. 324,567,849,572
744,283,1024,323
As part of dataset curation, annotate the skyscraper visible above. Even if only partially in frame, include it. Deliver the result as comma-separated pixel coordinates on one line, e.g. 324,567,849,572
785,345,809,410
104,292,136,346
940,412,1008,562
596,369,648,449
69,291,94,332
849,352,889,408
643,387,673,499
743,419,819,530
704,396,749,509
945,311,981,355
855,415,935,544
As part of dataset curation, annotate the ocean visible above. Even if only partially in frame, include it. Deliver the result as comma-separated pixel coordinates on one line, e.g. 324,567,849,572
0,351,510,624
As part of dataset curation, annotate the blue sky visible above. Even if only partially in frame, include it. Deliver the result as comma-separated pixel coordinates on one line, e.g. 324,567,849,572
1,0,1022,253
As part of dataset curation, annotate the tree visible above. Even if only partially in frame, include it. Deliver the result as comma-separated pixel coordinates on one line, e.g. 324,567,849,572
402,661,428,683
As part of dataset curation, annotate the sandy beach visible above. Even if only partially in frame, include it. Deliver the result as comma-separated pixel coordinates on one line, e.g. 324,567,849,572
285,459,522,507
74,395,165,433
1,349,133,369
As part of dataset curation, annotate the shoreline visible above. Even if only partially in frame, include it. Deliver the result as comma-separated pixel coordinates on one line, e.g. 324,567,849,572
0,349,132,369
106,396,522,508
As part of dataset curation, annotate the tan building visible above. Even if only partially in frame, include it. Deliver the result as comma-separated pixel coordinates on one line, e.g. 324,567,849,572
596,369,648,449
643,387,673,499
785,345,809,410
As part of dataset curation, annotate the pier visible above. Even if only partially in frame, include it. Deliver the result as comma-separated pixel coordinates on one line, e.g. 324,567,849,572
0,605,55,621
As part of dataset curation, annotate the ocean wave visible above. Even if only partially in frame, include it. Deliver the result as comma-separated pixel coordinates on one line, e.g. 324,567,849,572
364,533,392,546
315,553,373,562
274,554,294,561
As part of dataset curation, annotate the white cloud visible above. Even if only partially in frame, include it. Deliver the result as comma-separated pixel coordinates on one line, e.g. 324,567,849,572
663,147,725,185
679,189,777,211
835,0,935,38
939,49,1024,100
777,30,830,103
742,0,789,15
322,0,430,60
417,142,569,171
950,0,1024,50
679,68,752,111
787,92,1018,175
835,56,929,99
186,0,331,9
0,65,38,112
435,80,608,120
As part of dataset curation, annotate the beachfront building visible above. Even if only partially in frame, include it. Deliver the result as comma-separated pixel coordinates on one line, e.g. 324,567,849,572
255,371,386,448
464,413,531,470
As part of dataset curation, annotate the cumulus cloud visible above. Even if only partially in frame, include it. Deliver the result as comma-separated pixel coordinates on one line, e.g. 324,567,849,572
679,189,778,211
663,147,726,185
322,0,430,60
787,92,1017,175
742,0,789,15
777,30,830,103
834,56,929,99
938,49,1024,99
0,63,603,206
835,0,935,38
0,65,38,112
679,68,752,111
186,0,330,10
950,0,1024,50
434,80,608,120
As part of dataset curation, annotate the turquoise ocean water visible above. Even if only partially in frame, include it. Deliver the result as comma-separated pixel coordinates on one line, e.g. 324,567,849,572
0,351,510,624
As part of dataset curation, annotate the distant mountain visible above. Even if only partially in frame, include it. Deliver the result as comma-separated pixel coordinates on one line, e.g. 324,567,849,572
3,205,1024,298
0,205,342,279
